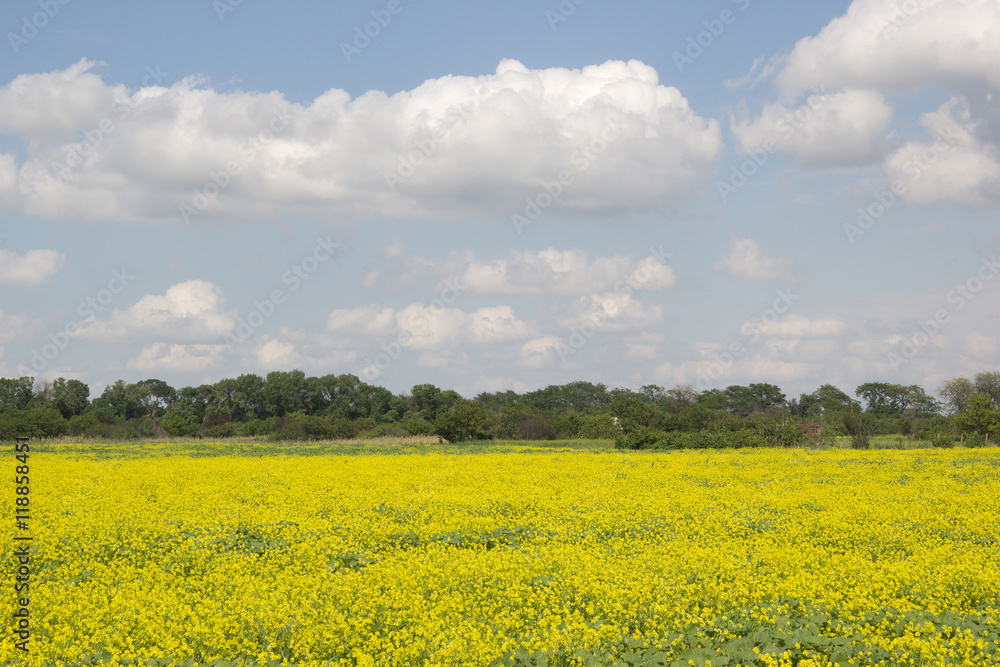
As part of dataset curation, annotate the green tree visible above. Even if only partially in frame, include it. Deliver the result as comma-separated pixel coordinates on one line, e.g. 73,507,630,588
842,412,877,449
161,401,201,437
721,384,785,417
609,393,664,433
233,374,266,419
174,385,214,424
262,370,308,417
955,394,1000,437
435,400,492,443
50,378,90,419
523,381,610,411
409,384,461,421
664,385,700,413
799,384,859,417
473,390,521,411
697,388,727,411
974,372,1000,409
855,382,938,417
0,377,34,412
938,377,976,415
91,380,143,420
135,379,176,419
313,374,368,419
748,383,786,415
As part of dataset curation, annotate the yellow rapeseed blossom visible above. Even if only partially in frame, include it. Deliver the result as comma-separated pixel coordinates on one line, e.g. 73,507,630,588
1,445,998,666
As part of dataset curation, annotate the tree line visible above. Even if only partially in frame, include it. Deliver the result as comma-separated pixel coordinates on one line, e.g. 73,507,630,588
0,371,998,448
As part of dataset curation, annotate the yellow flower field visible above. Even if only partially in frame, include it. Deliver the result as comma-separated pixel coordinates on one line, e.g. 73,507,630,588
3,445,999,666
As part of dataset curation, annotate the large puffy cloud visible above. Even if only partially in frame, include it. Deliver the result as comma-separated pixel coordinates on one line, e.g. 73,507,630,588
715,236,806,283
884,96,1000,207
730,89,894,165
384,247,676,295
75,280,237,341
741,0,1000,203
0,59,117,144
0,58,722,222
777,0,1000,94
0,247,66,285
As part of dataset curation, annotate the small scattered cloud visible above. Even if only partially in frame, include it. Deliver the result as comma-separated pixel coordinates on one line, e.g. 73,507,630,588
386,248,676,295
126,342,227,373
0,248,66,285
716,236,806,283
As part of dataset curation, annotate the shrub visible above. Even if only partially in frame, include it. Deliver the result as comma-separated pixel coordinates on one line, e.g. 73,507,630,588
575,412,619,440
357,423,409,439
961,432,988,448
752,417,808,448
238,418,277,437
614,426,663,450
208,422,238,438
268,413,335,441
622,429,770,450
161,408,200,437
402,416,435,436
67,413,104,437
436,400,492,443
931,435,957,448
841,413,876,449
515,415,558,440
0,408,68,440
609,394,665,432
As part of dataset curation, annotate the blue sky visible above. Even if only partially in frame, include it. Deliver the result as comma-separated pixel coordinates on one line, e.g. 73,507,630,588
1,0,998,400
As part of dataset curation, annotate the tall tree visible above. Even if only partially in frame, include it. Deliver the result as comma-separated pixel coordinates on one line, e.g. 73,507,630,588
974,371,1000,409
664,385,700,413
720,383,785,416
233,374,266,419
748,383,787,415
938,377,976,415
409,384,449,420
0,377,34,412
91,380,143,420
955,393,1000,436
523,381,610,411
722,385,756,416
50,378,90,419
799,384,859,417
472,390,521,411
174,385,214,424
135,379,176,419
854,382,938,416
316,374,367,419
263,370,308,417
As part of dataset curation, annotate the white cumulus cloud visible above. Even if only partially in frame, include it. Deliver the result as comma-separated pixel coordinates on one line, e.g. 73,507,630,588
716,236,806,283
0,58,722,222
126,343,227,373
884,96,1000,207
327,302,533,352
76,280,238,341
776,0,1000,94
731,89,894,166
389,248,676,295
0,248,66,285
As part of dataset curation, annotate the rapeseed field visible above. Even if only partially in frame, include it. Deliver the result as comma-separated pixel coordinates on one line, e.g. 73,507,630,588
3,445,999,666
